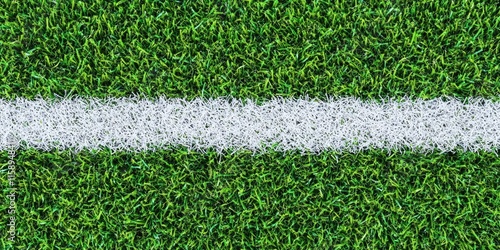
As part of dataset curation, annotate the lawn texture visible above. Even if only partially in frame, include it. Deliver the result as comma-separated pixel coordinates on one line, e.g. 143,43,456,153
1,149,500,249
1,0,500,248
0,0,499,101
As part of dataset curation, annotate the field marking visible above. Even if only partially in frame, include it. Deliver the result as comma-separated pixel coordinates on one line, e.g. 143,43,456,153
1,96,499,153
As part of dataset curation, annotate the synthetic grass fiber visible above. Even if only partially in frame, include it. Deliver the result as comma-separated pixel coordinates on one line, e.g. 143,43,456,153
1,149,500,248
1,0,500,248
0,0,499,100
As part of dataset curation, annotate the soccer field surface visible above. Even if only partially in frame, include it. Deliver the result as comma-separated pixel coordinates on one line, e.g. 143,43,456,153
1,0,500,248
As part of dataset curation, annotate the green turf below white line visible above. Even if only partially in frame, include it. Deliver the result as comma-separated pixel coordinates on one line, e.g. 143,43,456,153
1,96,499,153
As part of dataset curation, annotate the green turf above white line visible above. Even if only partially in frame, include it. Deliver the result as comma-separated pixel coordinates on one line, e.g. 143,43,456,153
1,96,499,153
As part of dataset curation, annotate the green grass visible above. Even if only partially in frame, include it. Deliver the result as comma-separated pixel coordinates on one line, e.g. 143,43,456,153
1,0,499,101
1,0,500,248
1,148,500,249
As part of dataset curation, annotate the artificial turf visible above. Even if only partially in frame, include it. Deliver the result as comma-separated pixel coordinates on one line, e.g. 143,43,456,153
1,148,500,249
1,0,499,101
1,0,500,248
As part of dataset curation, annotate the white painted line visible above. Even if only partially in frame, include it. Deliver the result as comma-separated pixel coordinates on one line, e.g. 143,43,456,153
1,96,499,153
